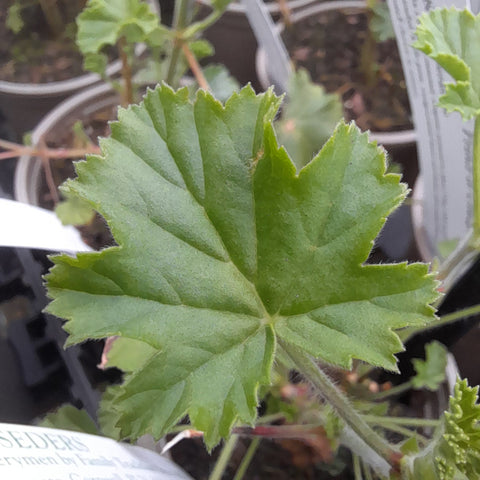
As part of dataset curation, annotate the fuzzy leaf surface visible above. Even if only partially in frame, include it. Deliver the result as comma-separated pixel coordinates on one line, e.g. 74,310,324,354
414,8,480,120
46,85,437,447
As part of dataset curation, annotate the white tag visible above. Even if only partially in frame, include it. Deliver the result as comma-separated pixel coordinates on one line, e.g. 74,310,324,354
0,423,192,480
0,199,91,253
386,0,474,259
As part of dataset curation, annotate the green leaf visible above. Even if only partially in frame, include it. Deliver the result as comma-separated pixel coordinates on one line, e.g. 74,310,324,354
55,193,96,226
6,3,24,34
412,341,448,391
98,386,123,439
105,337,156,372
76,0,163,55
276,69,343,170
414,8,480,120
46,85,437,447
404,379,480,480
39,405,99,435
201,65,240,102
369,2,395,43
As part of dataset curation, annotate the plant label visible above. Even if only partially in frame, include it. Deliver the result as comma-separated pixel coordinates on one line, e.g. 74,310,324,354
386,0,476,260
0,423,192,480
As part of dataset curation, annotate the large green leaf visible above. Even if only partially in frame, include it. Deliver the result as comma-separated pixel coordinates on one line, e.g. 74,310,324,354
414,8,480,120
46,85,437,447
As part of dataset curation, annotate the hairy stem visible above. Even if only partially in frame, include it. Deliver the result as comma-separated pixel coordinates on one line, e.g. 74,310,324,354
208,435,238,480
118,37,133,106
280,341,400,469
232,438,260,480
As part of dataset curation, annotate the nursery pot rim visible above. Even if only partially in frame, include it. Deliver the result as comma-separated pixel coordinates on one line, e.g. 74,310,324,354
14,82,118,206
255,0,418,147
0,61,123,98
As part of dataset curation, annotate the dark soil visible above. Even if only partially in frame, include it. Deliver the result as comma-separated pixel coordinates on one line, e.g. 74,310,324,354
282,7,412,132
0,1,115,84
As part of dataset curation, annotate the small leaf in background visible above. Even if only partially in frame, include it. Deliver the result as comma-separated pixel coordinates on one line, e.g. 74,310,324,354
72,121,92,149
83,52,108,77
105,337,156,372
189,39,214,60
98,386,123,439
6,3,24,34
55,192,96,226
39,405,99,435
76,0,165,59
412,341,447,391
414,8,480,120
276,69,343,169
202,65,240,102
46,85,438,448
369,1,395,43
437,238,459,260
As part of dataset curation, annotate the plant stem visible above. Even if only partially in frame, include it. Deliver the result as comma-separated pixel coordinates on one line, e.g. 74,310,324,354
181,43,210,90
39,0,63,37
401,302,480,343
118,37,133,106
362,415,439,428
232,438,260,480
0,139,100,161
166,0,193,86
208,434,238,480
372,380,413,400
280,341,400,468
473,117,480,238
353,454,363,480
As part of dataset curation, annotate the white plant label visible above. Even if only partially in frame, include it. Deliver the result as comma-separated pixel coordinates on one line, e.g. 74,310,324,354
0,423,192,480
386,0,476,259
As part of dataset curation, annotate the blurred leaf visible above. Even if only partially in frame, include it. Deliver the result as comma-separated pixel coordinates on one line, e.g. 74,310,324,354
276,69,343,170
40,405,99,435
55,192,96,226
6,4,24,34
370,2,395,43
412,341,447,391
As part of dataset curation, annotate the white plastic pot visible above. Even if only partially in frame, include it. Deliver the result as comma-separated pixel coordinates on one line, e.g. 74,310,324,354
255,0,417,147
14,82,120,206
0,0,159,139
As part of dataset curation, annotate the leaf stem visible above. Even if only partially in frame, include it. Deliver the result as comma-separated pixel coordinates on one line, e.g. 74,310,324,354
473,116,480,238
372,380,413,400
166,0,193,86
181,43,210,90
362,415,439,428
353,454,363,480
280,341,400,469
401,302,480,344
39,0,63,37
232,438,260,480
118,36,133,106
208,434,238,480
